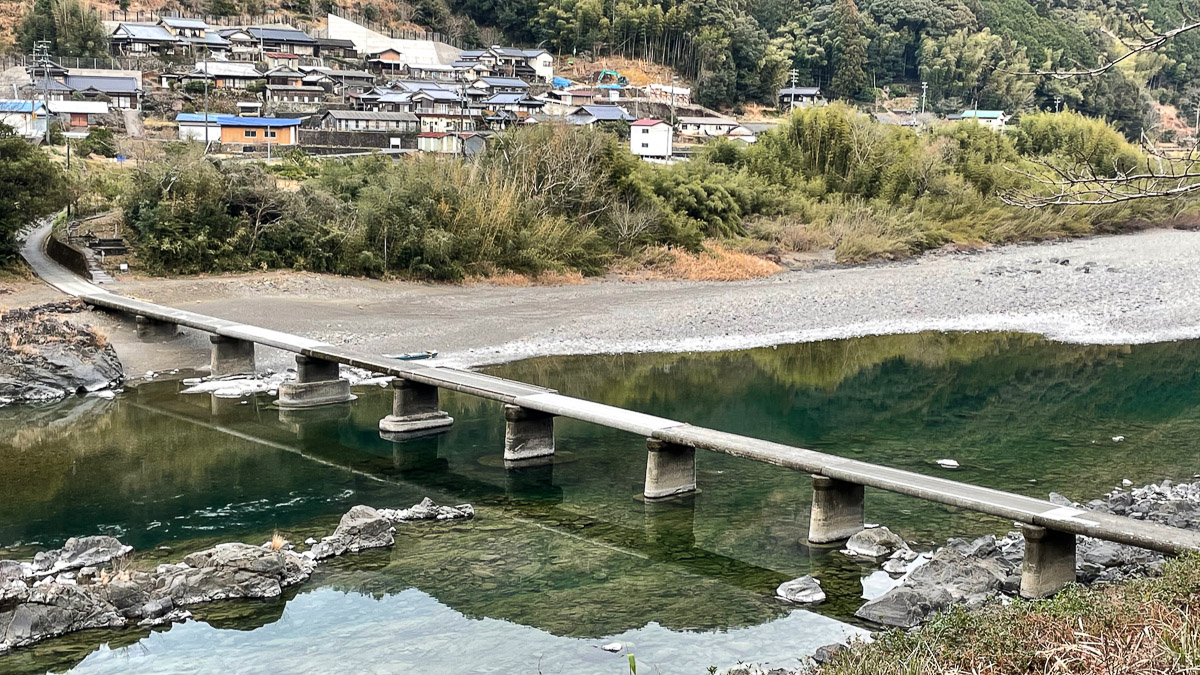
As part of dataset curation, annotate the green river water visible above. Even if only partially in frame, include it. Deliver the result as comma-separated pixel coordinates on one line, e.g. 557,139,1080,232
3,331,1200,674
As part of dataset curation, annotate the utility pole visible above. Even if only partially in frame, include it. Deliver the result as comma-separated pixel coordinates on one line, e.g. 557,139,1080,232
203,47,210,152
1194,103,1199,142
1054,95,1062,113
920,81,927,115
670,74,678,126
789,68,798,111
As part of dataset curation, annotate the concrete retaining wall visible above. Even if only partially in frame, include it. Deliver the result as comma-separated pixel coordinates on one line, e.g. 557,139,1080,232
45,234,91,279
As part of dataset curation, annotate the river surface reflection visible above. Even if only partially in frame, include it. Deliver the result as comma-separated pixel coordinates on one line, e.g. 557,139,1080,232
3,331,1200,673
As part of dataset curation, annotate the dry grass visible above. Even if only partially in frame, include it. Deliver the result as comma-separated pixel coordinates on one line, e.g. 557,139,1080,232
462,269,588,286
815,553,1200,675
621,240,781,281
269,532,288,551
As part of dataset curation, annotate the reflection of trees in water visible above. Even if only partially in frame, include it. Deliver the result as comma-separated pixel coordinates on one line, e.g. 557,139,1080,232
492,333,1200,495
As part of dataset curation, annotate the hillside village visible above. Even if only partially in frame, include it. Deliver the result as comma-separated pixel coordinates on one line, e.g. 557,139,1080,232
0,9,1032,161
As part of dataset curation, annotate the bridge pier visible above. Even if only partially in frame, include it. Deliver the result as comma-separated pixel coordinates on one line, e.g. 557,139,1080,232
808,475,865,544
379,379,454,437
504,404,554,466
643,438,696,500
209,335,255,376
1020,525,1077,599
135,315,177,341
277,355,355,408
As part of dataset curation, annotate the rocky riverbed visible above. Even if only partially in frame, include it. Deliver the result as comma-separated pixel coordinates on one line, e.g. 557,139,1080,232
0,302,123,406
0,498,472,654
738,478,1200,674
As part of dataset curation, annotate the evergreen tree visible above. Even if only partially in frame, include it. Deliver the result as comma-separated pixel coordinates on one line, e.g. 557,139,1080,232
17,0,108,57
17,0,57,54
0,125,69,264
829,0,868,100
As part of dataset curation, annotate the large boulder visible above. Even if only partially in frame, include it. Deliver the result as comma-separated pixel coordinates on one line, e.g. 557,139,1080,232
158,543,316,605
845,526,908,558
855,585,953,628
309,506,396,559
0,583,125,653
0,305,123,405
854,547,1005,628
905,547,1006,602
31,536,132,578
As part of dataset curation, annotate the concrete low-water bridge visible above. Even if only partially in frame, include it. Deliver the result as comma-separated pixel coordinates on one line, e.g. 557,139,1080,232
21,222,1200,601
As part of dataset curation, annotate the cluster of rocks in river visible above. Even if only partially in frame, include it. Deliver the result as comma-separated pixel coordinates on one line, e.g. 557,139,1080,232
757,480,1200,673
0,499,472,654
780,480,1197,631
0,301,123,406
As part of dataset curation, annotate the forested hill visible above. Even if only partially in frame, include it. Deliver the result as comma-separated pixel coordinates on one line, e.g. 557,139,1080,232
430,0,1194,131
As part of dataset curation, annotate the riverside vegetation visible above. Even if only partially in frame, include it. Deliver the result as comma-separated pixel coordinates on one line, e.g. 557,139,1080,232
91,106,1194,282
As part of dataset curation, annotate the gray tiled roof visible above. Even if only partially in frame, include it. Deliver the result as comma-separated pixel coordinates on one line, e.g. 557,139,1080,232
323,110,417,121
113,23,178,42
246,26,317,44
571,104,632,121
65,75,141,94
476,76,529,88
160,16,208,29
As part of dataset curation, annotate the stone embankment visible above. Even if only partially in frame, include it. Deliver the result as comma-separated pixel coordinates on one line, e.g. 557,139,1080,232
0,301,123,405
0,498,472,654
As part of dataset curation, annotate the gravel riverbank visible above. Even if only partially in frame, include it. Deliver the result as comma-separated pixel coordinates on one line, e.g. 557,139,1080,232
6,229,1200,372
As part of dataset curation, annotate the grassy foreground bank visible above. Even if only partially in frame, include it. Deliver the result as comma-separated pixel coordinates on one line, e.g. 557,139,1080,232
813,553,1200,675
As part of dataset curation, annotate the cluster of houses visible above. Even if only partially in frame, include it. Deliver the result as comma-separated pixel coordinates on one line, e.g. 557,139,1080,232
2,12,1016,157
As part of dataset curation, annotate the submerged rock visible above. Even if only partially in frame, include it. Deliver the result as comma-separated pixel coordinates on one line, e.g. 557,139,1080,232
0,304,123,405
309,505,396,560
378,497,475,522
775,576,825,604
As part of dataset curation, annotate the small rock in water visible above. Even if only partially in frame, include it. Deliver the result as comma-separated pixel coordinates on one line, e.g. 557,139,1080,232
378,497,474,522
936,459,959,469
600,642,623,653
776,575,825,604
1112,436,1125,442
845,527,909,558
1122,479,1133,487
304,538,317,546
882,558,908,575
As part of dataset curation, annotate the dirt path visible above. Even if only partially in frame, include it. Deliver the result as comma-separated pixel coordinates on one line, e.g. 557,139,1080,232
8,229,1200,374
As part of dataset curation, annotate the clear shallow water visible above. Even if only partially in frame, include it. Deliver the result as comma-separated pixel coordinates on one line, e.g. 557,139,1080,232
3,331,1200,673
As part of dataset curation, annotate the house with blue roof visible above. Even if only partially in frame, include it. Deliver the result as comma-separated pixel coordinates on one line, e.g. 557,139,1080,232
176,113,301,149
0,100,48,138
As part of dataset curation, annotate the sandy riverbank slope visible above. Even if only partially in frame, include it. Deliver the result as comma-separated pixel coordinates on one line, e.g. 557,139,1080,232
4,229,1200,374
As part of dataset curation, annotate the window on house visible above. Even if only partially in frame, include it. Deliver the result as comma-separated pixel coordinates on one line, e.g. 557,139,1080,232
641,142,649,148
266,130,277,138
641,128,649,133
244,130,257,138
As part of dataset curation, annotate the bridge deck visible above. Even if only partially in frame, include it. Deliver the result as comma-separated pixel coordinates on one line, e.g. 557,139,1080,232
22,222,1200,556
